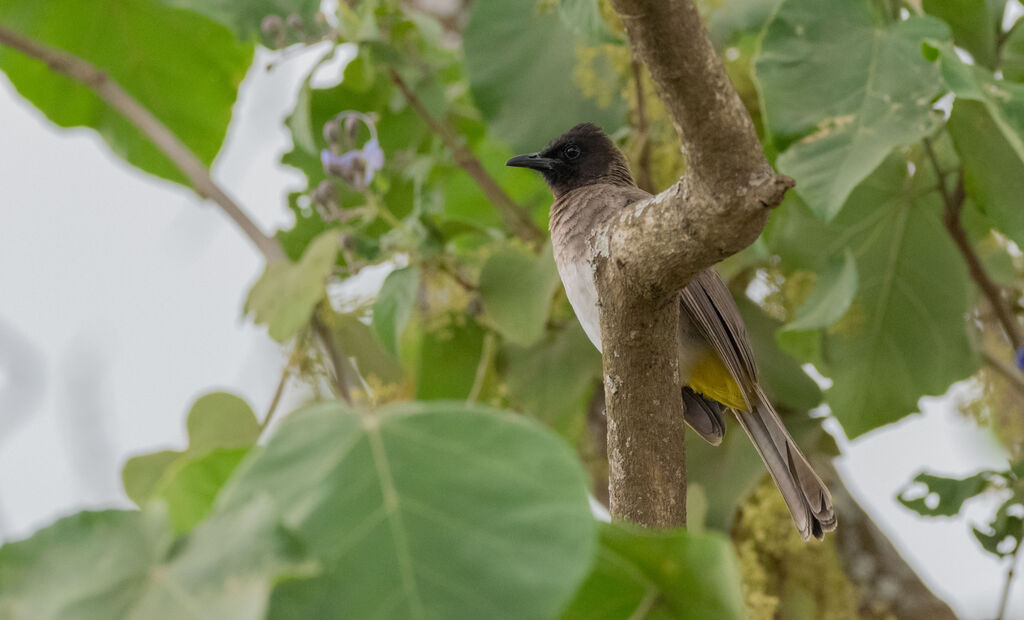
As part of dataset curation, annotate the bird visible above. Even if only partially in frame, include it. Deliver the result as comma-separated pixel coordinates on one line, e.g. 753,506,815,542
506,122,836,541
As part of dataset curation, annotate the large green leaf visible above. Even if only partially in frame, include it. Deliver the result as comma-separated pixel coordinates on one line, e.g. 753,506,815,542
767,156,978,437
921,0,1004,69
0,501,306,619
562,523,744,620
502,322,602,440
479,244,561,347
755,0,947,219
0,0,252,186
216,401,597,620
414,317,487,400
931,46,1024,249
154,448,251,534
158,0,321,40
464,0,625,152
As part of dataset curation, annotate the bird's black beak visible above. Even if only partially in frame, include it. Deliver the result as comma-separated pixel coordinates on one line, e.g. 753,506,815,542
506,152,558,171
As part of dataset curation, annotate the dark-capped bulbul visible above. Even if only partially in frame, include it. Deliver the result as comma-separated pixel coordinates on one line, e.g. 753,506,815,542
507,123,836,540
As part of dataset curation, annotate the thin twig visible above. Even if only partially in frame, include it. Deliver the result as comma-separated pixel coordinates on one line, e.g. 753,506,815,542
0,26,284,262
630,57,655,193
312,312,352,404
466,331,496,403
388,68,544,245
923,138,1023,351
997,542,1022,620
983,350,1024,397
260,362,292,433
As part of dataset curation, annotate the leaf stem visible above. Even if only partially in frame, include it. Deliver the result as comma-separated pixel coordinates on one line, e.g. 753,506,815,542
922,138,1023,351
387,68,544,245
997,541,1022,620
312,311,353,404
466,331,496,403
0,25,284,263
260,360,292,433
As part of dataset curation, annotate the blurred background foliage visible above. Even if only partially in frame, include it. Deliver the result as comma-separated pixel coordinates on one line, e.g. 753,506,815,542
2,0,1024,618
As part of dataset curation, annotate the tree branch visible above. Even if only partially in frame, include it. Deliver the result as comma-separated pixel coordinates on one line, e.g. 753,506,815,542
597,0,792,527
923,139,1023,351
0,26,284,263
388,69,545,245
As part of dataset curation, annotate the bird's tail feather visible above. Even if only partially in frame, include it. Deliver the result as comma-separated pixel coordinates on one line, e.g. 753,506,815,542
732,386,836,540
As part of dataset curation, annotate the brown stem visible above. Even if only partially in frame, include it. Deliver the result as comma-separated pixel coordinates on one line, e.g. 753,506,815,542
997,544,1021,620
260,361,292,433
312,312,352,404
0,26,284,263
923,139,1023,350
630,57,655,193
388,69,544,245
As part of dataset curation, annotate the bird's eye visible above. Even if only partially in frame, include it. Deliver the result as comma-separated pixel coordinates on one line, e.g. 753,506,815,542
564,144,581,160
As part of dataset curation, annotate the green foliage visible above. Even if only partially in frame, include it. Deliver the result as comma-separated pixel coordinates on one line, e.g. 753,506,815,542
464,0,626,152
158,0,322,40
558,0,623,46
756,0,947,219
900,463,1024,559
217,401,597,619
372,266,420,355
562,523,745,620
503,322,602,440
768,157,977,437
479,244,561,346
0,503,309,620
122,391,260,509
245,231,340,342
0,0,251,186
921,0,1005,68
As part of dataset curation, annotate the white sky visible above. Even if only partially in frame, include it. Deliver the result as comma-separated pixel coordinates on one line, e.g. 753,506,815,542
0,44,1021,618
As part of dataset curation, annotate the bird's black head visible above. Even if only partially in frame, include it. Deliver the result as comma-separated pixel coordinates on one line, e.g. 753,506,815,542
505,123,634,197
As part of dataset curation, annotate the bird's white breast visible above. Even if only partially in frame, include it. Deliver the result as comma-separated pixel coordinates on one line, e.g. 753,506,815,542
556,256,603,352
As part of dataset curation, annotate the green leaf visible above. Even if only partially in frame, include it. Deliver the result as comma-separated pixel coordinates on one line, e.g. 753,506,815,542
186,392,260,452
755,0,947,219
781,249,858,333
158,0,322,40
558,0,623,45
372,266,420,355
122,450,182,506
478,245,560,347
330,312,403,385
767,156,978,438
216,401,597,620
245,231,340,342
503,322,601,440
154,448,251,534
1001,20,1024,82
973,497,1024,557
415,317,488,400
122,391,260,509
0,0,252,186
736,298,822,412
931,43,1024,250
898,471,991,517
922,0,1005,69
562,523,744,620
465,0,625,152
0,501,307,620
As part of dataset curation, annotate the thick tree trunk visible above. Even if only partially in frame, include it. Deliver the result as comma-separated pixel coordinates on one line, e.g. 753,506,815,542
597,0,793,526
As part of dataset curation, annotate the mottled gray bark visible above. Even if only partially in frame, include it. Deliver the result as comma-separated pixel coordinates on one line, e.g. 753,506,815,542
597,0,793,526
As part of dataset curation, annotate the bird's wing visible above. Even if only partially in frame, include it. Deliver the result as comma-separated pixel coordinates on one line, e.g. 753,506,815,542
678,269,759,407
